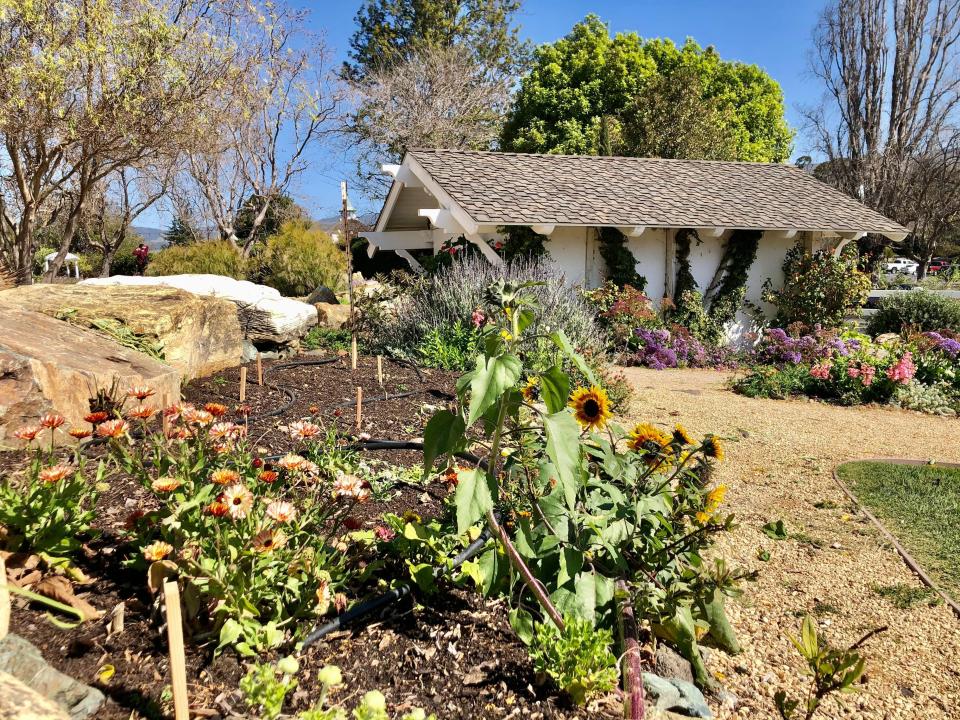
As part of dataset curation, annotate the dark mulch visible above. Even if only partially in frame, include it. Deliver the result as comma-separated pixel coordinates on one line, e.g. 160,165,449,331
4,354,609,719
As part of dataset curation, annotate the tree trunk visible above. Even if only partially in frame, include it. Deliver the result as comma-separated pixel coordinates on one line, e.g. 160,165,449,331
99,247,116,278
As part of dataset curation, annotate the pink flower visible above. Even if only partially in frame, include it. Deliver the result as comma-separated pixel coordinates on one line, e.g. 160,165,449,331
861,364,876,386
810,361,833,380
471,309,486,328
847,366,860,378
374,525,396,542
886,352,916,384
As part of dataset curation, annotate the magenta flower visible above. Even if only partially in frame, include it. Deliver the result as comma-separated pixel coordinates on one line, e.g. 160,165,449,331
886,352,916,384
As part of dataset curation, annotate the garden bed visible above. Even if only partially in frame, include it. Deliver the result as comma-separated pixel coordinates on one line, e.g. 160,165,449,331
4,354,597,720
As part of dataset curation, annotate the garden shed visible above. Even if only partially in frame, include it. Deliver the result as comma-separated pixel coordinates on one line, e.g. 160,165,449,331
363,149,907,328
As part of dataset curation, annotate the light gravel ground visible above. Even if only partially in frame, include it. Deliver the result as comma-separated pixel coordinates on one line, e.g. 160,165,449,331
619,367,960,720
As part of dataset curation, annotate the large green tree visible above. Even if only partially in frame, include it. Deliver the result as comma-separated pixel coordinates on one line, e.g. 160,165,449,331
501,15,793,162
344,0,529,80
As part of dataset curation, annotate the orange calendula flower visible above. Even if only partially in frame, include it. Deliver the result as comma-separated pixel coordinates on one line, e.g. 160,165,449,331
222,484,253,519
96,419,129,438
702,435,725,462
39,464,73,483
627,422,672,452
333,473,365,500
251,528,287,553
181,408,214,426
13,426,41,442
210,468,241,486
68,427,92,440
266,500,296,523
128,385,156,400
39,413,66,430
276,454,306,472
204,402,229,418
258,470,279,484
84,411,110,425
209,422,238,440
143,540,173,561
152,476,182,493
288,420,323,440
568,386,612,431
126,405,156,420
207,500,230,517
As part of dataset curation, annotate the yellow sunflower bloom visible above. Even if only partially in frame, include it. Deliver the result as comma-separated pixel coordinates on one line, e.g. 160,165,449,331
702,435,725,462
568,386,612,431
521,376,540,403
673,424,695,445
627,422,672,452
697,483,728,524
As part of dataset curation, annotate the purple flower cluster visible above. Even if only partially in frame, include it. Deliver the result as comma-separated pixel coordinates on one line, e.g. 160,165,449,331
753,328,855,366
924,331,960,358
628,327,737,370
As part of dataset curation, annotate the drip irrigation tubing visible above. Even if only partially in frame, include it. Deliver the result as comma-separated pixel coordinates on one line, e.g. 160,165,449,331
298,439,494,651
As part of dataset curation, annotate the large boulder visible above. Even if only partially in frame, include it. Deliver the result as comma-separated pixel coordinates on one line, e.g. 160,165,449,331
315,302,351,329
0,306,179,447
0,284,242,380
81,274,318,346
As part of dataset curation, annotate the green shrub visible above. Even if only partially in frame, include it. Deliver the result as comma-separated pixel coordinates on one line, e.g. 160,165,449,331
763,245,871,329
147,240,248,279
110,235,143,275
529,616,619,706
415,323,483,371
867,290,960,334
302,327,353,353
261,220,347,296
732,364,810,400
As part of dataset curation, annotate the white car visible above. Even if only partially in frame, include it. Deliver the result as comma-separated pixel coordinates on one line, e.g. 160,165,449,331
884,257,918,275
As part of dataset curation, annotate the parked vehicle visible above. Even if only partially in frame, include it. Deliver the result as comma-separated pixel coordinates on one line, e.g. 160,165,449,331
884,257,918,275
927,258,952,274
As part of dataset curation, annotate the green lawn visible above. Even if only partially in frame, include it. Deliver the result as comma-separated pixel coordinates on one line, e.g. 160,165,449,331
837,461,960,601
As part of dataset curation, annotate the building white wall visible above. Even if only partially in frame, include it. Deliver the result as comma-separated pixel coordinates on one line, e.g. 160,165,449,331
545,226,593,286
626,228,669,300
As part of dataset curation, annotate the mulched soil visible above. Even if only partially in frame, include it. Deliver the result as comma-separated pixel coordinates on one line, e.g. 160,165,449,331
5,354,610,720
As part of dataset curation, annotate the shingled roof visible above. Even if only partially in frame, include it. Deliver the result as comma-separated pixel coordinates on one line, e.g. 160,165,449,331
400,148,906,236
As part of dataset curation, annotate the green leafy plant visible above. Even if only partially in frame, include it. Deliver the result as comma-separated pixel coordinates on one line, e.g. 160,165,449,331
241,656,300,720
302,327,353,352
421,280,743,688
764,245,871,329
867,290,960,334
763,520,789,540
0,446,101,565
597,227,646,290
528,615,619,705
416,323,483,371
775,616,879,720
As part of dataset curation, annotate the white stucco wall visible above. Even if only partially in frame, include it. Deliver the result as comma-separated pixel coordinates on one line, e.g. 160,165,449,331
626,229,669,300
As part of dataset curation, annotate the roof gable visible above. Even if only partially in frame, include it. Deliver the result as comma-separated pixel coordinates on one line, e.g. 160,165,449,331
399,149,906,236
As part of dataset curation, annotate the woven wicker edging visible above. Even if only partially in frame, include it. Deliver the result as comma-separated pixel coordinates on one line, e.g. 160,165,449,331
832,459,960,619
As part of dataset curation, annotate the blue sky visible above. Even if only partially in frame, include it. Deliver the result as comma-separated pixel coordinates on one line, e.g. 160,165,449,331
149,1,830,228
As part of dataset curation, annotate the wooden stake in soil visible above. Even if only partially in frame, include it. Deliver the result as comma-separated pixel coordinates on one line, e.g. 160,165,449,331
256,353,263,386
0,555,10,641
351,335,358,371
162,579,190,720
239,367,247,402
377,355,383,386
355,386,363,431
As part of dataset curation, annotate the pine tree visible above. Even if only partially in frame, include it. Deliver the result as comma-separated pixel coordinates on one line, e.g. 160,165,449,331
162,216,197,247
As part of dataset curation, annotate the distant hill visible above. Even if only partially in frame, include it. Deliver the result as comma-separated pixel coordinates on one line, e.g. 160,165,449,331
131,225,165,250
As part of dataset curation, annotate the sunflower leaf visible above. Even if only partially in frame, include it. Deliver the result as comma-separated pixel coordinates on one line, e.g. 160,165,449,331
543,410,583,511
467,353,522,426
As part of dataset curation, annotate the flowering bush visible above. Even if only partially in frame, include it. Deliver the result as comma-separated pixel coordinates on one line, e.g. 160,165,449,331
625,326,739,370
735,327,960,414
422,280,743,688
106,408,376,654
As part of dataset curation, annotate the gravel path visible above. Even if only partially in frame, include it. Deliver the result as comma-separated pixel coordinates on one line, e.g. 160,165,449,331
619,367,960,720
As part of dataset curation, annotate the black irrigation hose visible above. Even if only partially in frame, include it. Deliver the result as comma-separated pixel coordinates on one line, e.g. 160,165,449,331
298,440,493,650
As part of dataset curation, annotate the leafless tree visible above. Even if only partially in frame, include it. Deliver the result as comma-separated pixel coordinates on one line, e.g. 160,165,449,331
344,45,512,197
806,0,960,276
81,165,171,277
178,9,341,256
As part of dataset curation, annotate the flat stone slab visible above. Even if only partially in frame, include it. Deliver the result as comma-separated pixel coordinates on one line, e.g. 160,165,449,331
0,306,179,447
0,635,103,719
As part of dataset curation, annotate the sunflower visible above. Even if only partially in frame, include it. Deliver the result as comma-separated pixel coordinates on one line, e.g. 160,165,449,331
627,422,672,452
251,528,287,553
672,424,695,446
222,484,254,519
696,483,728,523
568,386,612,431
521,376,540,403
143,540,173,562
702,435,725,462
